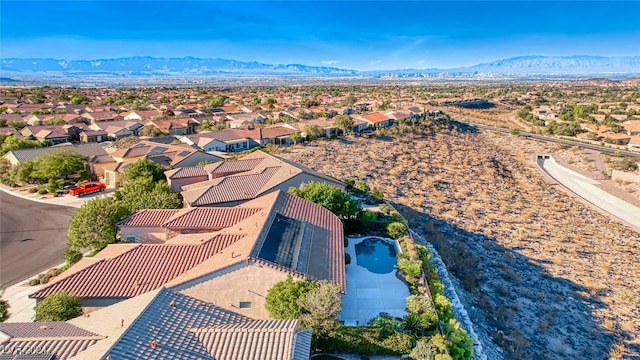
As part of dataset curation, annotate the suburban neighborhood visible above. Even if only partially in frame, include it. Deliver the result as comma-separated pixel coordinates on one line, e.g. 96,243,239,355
0,83,639,360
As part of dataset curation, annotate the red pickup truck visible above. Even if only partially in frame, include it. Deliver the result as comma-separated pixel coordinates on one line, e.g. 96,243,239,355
68,182,106,197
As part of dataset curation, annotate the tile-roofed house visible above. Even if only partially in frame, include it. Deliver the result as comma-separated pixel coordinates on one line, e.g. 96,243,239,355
122,110,163,121
164,190,345,319
180,167,283,206
104,289,310,360
29,234,245,305
0,323,104,360
166,150,344,198
80,111,121,123
178,129,258,152
20,125,72,144
144,118,198,135
98,141,222,188
88,120,143,140
2,143,108,166
358,112,394,128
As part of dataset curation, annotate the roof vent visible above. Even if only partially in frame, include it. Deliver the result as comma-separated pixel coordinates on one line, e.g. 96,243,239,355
39,325,48,331
169,300,177,308
148,340,160,350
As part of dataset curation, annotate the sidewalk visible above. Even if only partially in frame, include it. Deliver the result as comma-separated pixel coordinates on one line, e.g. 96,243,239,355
0,184,115,208
0,278,41,322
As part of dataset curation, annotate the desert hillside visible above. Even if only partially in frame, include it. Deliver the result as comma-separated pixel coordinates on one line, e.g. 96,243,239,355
280,122,640,360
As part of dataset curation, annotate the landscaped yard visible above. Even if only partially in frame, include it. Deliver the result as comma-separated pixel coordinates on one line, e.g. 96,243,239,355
340,236,409,326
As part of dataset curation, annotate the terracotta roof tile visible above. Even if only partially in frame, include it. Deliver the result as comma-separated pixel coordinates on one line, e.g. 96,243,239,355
212,158,263,174
182,167,282,205
103,289,305,360
0,323,100,339
29,234,244,299
0,339,99,360
118,209,182,227
162,208,261,230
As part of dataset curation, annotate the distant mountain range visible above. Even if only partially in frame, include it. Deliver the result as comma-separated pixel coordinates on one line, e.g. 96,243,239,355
2,55,640,81
0,56,357,76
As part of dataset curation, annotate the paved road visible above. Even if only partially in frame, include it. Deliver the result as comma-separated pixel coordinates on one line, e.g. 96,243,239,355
470,123,640,159
0,190,77,287
538,156,640,230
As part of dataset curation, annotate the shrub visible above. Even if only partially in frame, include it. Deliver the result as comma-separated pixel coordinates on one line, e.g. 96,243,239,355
371,190,384,202
64,248,82,265
387,222,408,239
434,294,454,322
397,257,422,278
0,299,9,322
379,203,393,214
38,273,51,284
28,187,38,193
37,188,48,195
353,180,370,194
28,278,40,286
345,253,351,265
380,332,413,353
34,291,83,321
265,276,314,319
443,319,474,360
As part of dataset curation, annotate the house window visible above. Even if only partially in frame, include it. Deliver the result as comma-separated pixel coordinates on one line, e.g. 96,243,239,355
125,236,136,242
239,301,252,309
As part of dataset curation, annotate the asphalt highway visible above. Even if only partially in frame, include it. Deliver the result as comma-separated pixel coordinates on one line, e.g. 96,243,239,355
0,190,77,287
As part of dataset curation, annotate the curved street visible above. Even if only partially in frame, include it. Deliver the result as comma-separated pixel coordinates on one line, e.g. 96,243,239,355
538,156,640,230
0,190,77,287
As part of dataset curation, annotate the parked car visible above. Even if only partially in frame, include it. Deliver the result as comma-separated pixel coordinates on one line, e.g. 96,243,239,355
68,182,106,197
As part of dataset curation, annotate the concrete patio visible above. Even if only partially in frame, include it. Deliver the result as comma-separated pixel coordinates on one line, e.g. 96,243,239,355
339,236,409,326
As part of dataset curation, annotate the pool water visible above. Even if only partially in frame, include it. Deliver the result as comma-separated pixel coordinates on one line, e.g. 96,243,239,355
354,238,398,274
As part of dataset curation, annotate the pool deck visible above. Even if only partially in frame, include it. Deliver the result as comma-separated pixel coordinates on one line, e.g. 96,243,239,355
340,236,409,326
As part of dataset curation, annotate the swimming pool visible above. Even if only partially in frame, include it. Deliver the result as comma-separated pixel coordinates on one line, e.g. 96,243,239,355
354,238,398,274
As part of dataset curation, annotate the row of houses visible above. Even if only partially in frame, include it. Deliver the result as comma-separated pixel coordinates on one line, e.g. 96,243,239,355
0,153,347,359
579,120,640,148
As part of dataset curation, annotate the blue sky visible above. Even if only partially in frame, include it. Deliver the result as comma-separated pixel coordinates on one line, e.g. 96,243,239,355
1,1,639,70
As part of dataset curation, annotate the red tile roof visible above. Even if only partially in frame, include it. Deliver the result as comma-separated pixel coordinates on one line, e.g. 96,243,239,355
211,158,264,175
30,234,244,299
117,209,181,227
183,167,281,206
163,208,261,230
362,112,390,123
165,166,209,179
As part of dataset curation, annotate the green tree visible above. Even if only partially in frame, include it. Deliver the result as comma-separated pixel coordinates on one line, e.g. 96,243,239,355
0,299,9,322
290,132,301,145
68,197,130,250
70,95,90,105
115,177,182,213
31,150,86,180
265,276,315,319
298,280,342,337
334,115,354,134
207,95,229,108
0,136,43,156
303,124,325,139
288,181,361,220
120,158,166,185
34,291,83,321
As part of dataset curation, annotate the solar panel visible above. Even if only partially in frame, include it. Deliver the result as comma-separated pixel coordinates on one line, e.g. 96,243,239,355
178,150,191,157
148,146,168,155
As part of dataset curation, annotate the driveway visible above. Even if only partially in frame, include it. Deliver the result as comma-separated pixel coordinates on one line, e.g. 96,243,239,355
0,190,78,287
539,156,640,230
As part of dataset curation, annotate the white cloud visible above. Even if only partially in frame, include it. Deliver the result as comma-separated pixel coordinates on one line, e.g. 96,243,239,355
321,60,339,65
